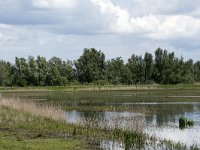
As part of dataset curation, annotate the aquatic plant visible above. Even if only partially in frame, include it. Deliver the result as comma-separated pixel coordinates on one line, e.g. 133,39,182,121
179,117,194,129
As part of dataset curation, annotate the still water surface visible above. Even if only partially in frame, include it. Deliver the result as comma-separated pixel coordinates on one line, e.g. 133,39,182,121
66,102,200,149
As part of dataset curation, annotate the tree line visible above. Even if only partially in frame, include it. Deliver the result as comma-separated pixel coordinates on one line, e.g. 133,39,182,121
0,48,200,86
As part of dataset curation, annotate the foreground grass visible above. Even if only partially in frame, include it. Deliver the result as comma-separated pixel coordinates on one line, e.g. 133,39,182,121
0,99,93,150
0,132,88,150
0,106,92,150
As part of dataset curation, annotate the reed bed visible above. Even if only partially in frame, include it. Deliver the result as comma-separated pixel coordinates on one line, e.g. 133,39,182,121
0,85,159,93
2,84,200,93
0,98,65,122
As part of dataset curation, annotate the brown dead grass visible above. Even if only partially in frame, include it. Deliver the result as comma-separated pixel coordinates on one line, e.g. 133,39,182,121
0,98,66,122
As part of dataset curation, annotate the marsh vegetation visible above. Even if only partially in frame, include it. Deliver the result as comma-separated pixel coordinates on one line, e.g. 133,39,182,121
1,88,200,149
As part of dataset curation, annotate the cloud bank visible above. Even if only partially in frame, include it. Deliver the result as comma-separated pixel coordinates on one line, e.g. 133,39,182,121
0,0,200,62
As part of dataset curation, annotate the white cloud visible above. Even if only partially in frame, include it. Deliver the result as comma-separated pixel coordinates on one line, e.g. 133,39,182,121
92,0,200,40
149,15,200,39
0,24,18,42
111,0,200,16
32,0,77,9
91,0,133,32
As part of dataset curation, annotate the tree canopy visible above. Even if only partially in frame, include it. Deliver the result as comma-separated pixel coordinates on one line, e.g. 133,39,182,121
0,48,199,86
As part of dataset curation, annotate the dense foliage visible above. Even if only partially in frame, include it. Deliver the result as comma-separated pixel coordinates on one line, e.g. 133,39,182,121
0,48,200,86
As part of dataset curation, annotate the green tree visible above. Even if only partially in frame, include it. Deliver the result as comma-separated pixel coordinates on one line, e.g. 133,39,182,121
27,56,37,86
144,52,153,83
181,59,194,83
153,48,164,83
46,57,66,86
194,61,200,82
171,57,184,84
36,56,48,86
0,47,198,86
161,51,175,84
106,57,125,84
153,49,175,84
165,52,175,84
75,48,106,83
0,61,12,86
14,57,29,86
61,60,76,83
127,54,145,84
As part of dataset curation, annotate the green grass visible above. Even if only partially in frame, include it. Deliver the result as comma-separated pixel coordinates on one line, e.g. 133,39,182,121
0,106,92,150
0,132,89,150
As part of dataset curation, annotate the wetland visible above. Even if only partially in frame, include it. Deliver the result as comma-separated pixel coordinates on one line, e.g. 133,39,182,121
1,87,200,149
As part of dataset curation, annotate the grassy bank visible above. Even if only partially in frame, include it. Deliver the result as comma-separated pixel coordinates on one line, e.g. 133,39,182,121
1,84,200,93
0,132,88,150
0,107,91,150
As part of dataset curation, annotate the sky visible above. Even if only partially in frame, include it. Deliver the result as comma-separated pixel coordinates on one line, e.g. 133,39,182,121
1,0,200,62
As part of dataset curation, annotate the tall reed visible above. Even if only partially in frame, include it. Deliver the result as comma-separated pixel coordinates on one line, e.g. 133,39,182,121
0,98,66,122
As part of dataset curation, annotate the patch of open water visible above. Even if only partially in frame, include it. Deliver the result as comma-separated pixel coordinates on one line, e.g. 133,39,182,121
66,102,200,149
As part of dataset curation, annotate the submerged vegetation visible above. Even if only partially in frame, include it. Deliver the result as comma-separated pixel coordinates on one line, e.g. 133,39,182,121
1,48,200,87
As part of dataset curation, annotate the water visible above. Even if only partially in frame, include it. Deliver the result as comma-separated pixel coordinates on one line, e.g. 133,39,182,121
100,140,124,150
66,110,144,130
65,102,200,148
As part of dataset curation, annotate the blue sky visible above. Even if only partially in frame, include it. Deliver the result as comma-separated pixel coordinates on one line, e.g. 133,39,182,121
1,0,200,62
